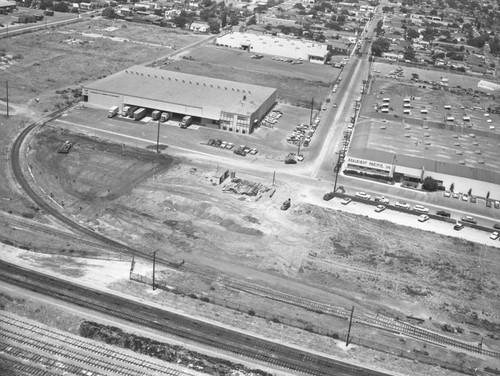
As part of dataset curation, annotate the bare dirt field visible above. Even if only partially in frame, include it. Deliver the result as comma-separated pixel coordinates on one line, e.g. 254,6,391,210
0,19,202,110
158,44,334,107
4,124,497,375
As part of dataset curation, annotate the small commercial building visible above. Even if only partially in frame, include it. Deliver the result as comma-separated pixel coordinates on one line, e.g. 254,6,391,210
82,65,277,134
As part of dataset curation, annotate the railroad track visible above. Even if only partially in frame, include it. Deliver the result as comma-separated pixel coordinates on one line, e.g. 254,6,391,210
9,107,500,362
0,312,184,376
0,260,392,376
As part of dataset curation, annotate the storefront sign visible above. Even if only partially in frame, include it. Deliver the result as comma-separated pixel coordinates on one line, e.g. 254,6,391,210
346,157,392,172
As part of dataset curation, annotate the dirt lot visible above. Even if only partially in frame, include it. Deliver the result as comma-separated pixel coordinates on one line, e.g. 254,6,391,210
159,44,334,107
3,125,496,374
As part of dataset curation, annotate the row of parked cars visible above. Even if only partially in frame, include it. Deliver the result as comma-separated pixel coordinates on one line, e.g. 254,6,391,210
334,191,500,236
443,190,476,203
261,109,282,128
207,139,259,156
286,123,315,147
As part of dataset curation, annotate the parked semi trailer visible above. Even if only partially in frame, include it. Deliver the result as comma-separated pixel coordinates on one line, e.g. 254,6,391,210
133,108,146,121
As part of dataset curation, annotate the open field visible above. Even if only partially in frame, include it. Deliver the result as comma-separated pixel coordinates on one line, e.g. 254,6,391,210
0,19,202,109
9,125,499,375
159,44,335,106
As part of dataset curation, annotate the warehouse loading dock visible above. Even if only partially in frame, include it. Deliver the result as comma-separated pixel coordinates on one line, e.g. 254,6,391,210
83,66,277,135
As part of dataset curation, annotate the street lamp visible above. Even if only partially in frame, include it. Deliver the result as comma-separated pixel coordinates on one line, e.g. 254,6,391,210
152,250,158,290
156,119,161,153
333,152,342,195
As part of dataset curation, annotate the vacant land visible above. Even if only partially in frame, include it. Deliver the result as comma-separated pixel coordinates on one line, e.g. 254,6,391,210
13,125,499,374
0,19,203,109
160,44,335,106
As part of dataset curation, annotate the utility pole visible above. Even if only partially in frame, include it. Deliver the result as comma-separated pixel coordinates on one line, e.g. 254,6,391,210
156,120,161,153
333,154,341,195
152,250,158,290
272,170,275,186
6,81,9,118
346,305,355,346
309,97,314,126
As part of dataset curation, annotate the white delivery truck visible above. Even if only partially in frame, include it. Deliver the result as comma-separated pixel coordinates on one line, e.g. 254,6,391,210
108,106,119,118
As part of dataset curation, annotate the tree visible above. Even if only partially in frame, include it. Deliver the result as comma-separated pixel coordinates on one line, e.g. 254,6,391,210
102,7,116,18
422,176,439,191
293,3,305,10
53,2,69,12
229,14,239,26
371,38,391,56
450,183,455,192
375,20,384,35
209,20,220,33
173,11,189,28
403,46,415,61
406,28,419,40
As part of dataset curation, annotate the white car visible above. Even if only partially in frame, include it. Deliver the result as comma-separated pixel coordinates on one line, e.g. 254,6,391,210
490,231,499,240
296,155,304,162
413,205,429,213
375,205,386,213
355,192,371,200
462,194,469,201
444,190,451,197
452,192,460,199
395,201,410,209
418,214,429,222
341,197,352,205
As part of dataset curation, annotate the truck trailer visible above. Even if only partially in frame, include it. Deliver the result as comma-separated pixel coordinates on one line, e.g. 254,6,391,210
108,106,119,118
133,108,147,121
179,115,192,128
151,110,161,121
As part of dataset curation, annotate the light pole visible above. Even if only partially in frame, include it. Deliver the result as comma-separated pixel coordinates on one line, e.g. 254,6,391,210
152,250,158,290
333,153,342,195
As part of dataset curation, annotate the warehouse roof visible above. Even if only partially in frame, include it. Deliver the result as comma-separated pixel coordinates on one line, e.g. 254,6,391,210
84,66,276,117
0,0,16,7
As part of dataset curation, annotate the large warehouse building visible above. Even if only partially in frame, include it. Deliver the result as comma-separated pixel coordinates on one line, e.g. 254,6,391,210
82,65,277,134
215,32,329,63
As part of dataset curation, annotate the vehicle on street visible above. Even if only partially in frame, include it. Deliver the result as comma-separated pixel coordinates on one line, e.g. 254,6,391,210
461,216,477,224
355,192,371,200
296,155,304,161
413,205,429,213
444,190,451,197
323,192,335,201
494,223,500,230
490,231,499,240
374,196,389,204
454,223,464,231
462,194,469,201
395,201,410,209
341,197,352,205
418,214,429,222
281,198,291,211
375,205,386,213
436,210,451,217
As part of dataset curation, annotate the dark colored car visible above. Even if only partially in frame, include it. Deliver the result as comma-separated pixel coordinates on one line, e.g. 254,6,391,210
208,139,215,146
494,223,500,230
454,223,464,231
323,192,335,201
214,139,222,147
436,210,451,218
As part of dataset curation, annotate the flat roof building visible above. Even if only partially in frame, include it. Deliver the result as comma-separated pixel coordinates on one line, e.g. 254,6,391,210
83,65,277,134
216,32,329,63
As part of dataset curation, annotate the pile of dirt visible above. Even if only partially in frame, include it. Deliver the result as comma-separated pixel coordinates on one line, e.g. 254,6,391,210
79,321,272,376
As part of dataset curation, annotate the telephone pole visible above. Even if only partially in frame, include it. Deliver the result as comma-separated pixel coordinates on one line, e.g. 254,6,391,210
5,81,9,118
156,120,161,153
346,305,355,346
152,250,158,290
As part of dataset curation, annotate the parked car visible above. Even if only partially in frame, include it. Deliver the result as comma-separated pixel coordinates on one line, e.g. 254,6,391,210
375,205,386,213
452,192,460,199
374,196,390,204
494,224,500,230
413,205,429,213
418,214,429,222
490,231,499,240
226,143,234,150
444,190,451,197
454,223,464,231
220,141,228,148
436,210,451,218
355,192,371,200
341,197,352,205
323,192,335,201
296,155,304,161
395,201,410,209
461,216,477,224
249,148,258,155
462,194,469,201
214,139,222,147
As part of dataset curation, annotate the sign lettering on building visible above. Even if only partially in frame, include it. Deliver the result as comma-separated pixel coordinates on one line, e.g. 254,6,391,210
88,90,120,98
346,157,392,172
